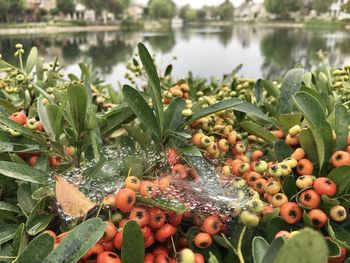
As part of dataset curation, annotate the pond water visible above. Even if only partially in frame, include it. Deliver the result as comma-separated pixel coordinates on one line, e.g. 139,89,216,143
1,25,350,87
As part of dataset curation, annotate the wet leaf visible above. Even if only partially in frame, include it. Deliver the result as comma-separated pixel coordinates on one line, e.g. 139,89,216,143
12,223,27,256
16,233,54,263
293,91,333,173
25,47,38,74
334,103,350,151
137,196,186,213
328,165,350,196
280,68,304,114
43,218,105,263
55,176,96,218
252,236,269,263
164,97,186,130
0,161,46,184
122,220,144,263
138,43,164,131
241,121,277,143
275,229,328,263
0,224,17,246
17,183,36,214
327,220,350,250
67,83,88,134
0,201,21,214
123,85,161,143
279,113,303,132
273,140,293,162
261,237,285,263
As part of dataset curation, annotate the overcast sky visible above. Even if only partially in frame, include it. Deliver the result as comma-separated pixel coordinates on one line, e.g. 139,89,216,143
138,0,263,8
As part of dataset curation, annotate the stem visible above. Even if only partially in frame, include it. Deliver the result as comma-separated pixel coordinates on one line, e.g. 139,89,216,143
236,226,247,263
95,203,104,218
19,53,23,73
170,235,177,255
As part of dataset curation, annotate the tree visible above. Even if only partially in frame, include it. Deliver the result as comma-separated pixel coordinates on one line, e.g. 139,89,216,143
218,0,234,21
264,0,303,18
57,0,75,15
196,9,207,21
80,0,129,16
0,0,10,22
147,0,176,20
313,0,333,14
342,0,350,13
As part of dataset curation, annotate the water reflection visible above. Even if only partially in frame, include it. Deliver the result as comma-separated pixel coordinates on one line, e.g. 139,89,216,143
1,25,350,86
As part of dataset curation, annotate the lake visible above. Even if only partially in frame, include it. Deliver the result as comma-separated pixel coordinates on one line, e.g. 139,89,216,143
1,25,350,87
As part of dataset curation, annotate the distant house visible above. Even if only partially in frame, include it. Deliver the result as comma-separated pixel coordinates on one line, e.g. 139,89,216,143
330,0,350,19
171,16,183,28
25,0,56,11
68,3,96,21
235,2,269,20
128,0,145,20
24,0,56,21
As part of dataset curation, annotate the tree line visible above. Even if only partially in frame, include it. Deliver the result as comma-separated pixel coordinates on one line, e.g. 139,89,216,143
0,0,348,24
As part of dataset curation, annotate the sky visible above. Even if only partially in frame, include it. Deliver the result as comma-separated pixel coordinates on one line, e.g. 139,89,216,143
138,0,263,8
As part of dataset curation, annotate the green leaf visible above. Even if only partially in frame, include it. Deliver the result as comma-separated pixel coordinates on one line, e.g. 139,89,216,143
0,130,45,153
138,43,164,131
293,92,333,173
123,124,150,148
252,236,269,263
0,116,45,144
12,223,27,256
179,146,202,157
0,224,17,246
241,121,277,143
261,237,285,263
261,79,280,98
273,140,293,162
208,252,220,263
335,103,350,151
300,86,327,115
122,220,145,263
26,214,54,236
137,196,186,213
233,102,273,123
0,98,17,114
279,113,303,132
26,47,38,74
38,99,62,141
274,228,328,263
43,218,105,263
122,85,161,142
280,68,304,114
16,233,54,263
99,104,135,135
282,175,298,199
0,201,21,214
31,186,53,200
326,238,341,258
299,128,319,165
67,83,88,134
261,208,280,224
327,221,350,250
164,97,186,130
328,165,350,196
321,195,340,206
0,161,46,184
182,98,242,128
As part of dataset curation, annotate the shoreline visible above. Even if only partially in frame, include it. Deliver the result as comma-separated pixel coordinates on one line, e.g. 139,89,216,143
0,19,348,35
0,24,120,35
